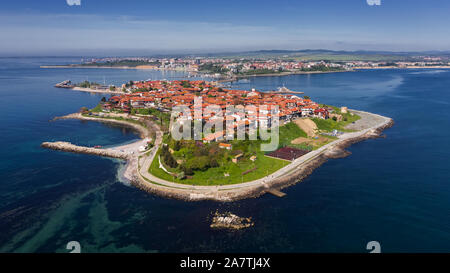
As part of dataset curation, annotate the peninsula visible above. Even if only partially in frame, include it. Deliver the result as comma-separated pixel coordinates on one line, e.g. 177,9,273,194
43,79,393,201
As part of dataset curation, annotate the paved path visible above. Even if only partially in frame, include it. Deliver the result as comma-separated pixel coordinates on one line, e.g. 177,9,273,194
136,110,393,192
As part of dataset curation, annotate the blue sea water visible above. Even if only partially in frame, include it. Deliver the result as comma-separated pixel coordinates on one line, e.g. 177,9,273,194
0,58,449,253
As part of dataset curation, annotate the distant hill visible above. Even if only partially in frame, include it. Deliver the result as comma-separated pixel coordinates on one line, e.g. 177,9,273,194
191,49,450,62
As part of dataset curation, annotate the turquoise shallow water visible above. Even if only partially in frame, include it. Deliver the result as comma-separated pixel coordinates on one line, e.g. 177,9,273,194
0,58,449,252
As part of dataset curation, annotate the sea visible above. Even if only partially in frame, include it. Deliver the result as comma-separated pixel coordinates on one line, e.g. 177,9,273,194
0,57,449,253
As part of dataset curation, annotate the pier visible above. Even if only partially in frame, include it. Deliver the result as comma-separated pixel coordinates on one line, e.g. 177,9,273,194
267,189,287,197
41,141,130,159
266,86,304,95
54,80,75,88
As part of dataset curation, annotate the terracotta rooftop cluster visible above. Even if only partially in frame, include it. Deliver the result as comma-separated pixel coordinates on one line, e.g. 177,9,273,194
104,80,324,121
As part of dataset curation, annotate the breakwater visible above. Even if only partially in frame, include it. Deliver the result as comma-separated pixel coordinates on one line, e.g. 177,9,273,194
44,110,393,202
41,141,130,159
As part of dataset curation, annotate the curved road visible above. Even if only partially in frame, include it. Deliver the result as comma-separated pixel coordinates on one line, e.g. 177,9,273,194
137,110,393,192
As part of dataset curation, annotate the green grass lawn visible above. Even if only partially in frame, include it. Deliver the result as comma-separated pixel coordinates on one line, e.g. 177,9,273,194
312,108,361,132
146,117,343,186
277,122,312,151
90,104,103,113
148,148,288,186
148,149,178,182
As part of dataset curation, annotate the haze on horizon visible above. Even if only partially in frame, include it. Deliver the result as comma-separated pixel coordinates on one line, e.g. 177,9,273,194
1,0,450,56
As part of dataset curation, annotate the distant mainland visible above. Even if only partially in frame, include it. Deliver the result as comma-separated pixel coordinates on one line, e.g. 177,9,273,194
41,49,450,82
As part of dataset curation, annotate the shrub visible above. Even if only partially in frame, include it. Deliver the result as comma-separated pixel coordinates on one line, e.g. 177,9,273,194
181,166,194,175
210,158,219,168
161,145,178,168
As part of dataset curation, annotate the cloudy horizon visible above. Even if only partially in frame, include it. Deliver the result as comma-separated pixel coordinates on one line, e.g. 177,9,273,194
1,0,450,56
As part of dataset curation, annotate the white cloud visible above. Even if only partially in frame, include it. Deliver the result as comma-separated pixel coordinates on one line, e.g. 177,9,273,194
366,0,381,6
66,0,81,6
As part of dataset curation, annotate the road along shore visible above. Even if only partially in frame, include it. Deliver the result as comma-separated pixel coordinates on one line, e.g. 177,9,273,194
131,110,394,202
42,111,393,202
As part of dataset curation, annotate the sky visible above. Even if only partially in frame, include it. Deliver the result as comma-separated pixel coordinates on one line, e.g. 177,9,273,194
1,0,450,56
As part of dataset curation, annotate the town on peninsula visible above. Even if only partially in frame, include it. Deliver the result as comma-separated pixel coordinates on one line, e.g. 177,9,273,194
43,78,394,202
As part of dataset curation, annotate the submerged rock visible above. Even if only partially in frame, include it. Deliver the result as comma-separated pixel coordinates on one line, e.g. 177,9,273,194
210,211,254,230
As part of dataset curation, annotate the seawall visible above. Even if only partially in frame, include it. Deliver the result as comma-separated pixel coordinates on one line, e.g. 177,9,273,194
131,114,394,202
41,141,130,159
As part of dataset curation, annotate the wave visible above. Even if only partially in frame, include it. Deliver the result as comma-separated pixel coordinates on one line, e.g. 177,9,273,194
113,159,132,186
409,70,449,75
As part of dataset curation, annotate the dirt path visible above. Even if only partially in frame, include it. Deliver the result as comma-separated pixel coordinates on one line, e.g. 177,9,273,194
293,118,318,137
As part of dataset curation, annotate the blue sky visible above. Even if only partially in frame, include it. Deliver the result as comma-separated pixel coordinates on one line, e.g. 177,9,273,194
1,0,450,56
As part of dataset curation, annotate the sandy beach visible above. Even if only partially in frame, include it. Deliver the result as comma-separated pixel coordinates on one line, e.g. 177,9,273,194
70,87,125,95
43,110,393,202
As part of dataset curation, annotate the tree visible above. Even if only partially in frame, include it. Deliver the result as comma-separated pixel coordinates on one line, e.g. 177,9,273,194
79,107,89,113
173,140,182,151
181,165,194,175
79,81,91,88
161,145,178,168
210,158,219,168
181,80,192,88
186,156,209,171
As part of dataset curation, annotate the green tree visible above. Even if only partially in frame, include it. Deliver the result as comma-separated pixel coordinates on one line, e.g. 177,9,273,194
79,106,89,113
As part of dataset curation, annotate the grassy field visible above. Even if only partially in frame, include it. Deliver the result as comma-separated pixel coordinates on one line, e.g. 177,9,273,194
277,122,312,150
146,118,349,185
147,122,307,185
148,148,288,185
132,108,171,131
312,107,361,132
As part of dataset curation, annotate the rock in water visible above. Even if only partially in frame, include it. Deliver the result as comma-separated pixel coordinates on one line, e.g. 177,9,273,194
210,211,254,230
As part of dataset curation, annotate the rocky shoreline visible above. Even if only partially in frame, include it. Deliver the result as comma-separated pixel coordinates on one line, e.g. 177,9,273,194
53,113,150,139
44,111,394,203
263,118,394,197
130,114,394,202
